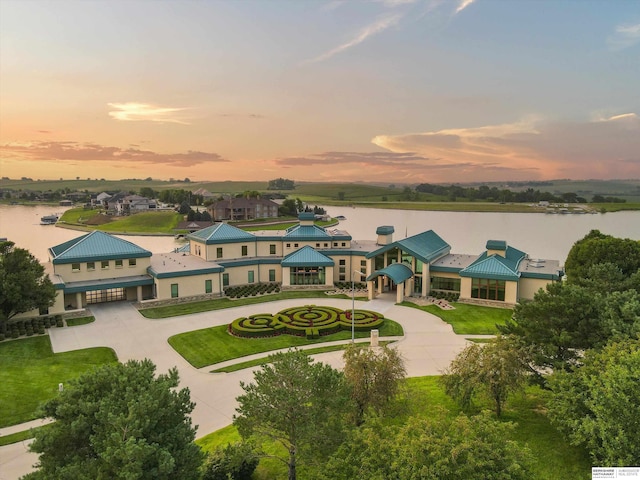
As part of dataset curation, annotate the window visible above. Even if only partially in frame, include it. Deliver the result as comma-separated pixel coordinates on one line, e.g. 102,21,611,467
342,242,346,247
324,243,328,247
290,266,326,285
316,243,320,247
115,259,123,268
431,277,461,292
269,269,276,282
242,245,248,256
72,263,80,272
471,278,505,301
294,243,298,248
339,259,346,265
223,273,229,287
286,243,291,248
334,242,338,247
361,260,366,269
339,267,346,274
129,259,136,267
171,284,179,298
205,279,212,294
217,247,223,258
339,274,345,281
101,261,109,270
87,262,95,271
270,244,276,255
248,271,255,283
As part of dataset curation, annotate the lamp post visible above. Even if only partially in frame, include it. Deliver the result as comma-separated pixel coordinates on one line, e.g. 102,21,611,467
351,270,366,343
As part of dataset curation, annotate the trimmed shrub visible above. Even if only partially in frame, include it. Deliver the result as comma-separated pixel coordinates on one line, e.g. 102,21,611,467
202,442,258,480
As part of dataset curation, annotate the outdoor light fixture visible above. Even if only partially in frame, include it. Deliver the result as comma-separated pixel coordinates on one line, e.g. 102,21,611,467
351,270,367,343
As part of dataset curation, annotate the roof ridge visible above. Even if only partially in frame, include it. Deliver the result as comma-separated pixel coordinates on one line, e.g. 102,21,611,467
56,230,96,258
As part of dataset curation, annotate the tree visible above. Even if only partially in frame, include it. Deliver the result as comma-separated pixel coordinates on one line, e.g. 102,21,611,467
342,345,406,425
548,339,640,466
268,178,295,190
441,336,529,417
316,412,532,480
564,230,640,283
278,198,304,217
500,282,602,371
26,359,203,480
234,349,352,480
0,241,56,332
202,442,259,480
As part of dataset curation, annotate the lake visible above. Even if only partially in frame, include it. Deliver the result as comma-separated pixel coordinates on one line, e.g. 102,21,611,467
1,204,639,263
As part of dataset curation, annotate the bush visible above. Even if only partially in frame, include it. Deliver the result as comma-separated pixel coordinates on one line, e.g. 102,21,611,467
202,442,259,480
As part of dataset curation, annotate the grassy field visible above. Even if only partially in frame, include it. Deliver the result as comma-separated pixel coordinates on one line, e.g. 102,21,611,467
195,376,591,480
401,301,513,334
169,319,404,368
138,290,358,319
0,336,118,427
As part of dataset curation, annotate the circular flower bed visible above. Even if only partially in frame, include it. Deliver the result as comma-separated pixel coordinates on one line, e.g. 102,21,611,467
230,305,384,339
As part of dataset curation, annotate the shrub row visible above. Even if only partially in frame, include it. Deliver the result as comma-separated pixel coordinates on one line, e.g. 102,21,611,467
224,283,280,299
334,282,366,290
431,291,460,302
0,315,63,342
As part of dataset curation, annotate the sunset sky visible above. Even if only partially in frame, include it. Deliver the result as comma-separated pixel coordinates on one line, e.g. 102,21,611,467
1,0,639,184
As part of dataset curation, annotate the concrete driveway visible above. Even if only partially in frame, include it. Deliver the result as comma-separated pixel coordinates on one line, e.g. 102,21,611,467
1,296,470,479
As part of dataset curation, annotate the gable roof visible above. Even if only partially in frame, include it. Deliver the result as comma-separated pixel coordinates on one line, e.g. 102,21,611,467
460,245,526,281
281,246,334,267
366,230,450,263
49,231,152,264
187,222,255,244
284,224,333,240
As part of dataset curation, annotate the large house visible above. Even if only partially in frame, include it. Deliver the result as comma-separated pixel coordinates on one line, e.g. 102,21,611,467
207,197,279,221
41,213,562,314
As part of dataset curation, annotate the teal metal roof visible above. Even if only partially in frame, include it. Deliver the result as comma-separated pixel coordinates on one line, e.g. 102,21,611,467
281,246,334,267
376,226,394,235
62,275,154,293
187,223,255,245
366,263,413,284
366,230,450,263
284,224,332,240
50,231,152,264
298,212,315,221
486,240,507,250
460,245,526,281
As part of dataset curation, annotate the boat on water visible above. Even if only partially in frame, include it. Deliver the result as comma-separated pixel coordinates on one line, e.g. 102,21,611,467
40,214,59,225
335,215,346,220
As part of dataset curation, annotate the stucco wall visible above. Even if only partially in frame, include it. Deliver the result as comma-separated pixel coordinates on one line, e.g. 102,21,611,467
155,273,221,300
519,277,550,300
54,257,151,280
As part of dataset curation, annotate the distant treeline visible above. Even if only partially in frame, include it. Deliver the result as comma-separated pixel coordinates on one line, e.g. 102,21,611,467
413,184,626,204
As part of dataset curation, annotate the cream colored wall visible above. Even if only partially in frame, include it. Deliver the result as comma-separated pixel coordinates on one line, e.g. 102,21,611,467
155,273,221,300
487,249,506,257
255,241,281,257
190,241,206,259
519,278,550,300
431,271,460,279
205,242,256,261
459,277,472,299
330,255,368,282
505,281,518,303
54,257,151,281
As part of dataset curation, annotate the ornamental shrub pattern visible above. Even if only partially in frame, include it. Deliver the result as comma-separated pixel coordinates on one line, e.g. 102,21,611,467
230,305,384,339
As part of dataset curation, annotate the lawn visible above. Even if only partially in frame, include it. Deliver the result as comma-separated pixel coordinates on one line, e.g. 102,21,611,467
98,211,182,233
196,376,591,480
401,301,513,334
0,336,118,427
169,319,404,368
139,290,357,319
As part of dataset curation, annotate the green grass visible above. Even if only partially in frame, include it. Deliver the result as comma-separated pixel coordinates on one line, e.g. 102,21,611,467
139,290,353,319
59,208,101,224
210,341,396,373
0,336,118,427
196,376,591,480
98,211,182,233
401,301,512,334
0,423,53,447
169,320,403,368
65,316,95,327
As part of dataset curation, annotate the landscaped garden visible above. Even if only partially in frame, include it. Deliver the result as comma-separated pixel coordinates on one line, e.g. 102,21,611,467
401,301,513,334
0,336,118,427
169,305,402,368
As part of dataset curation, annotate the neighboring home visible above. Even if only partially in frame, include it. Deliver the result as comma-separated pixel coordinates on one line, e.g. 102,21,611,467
93,191,112,208
192,188,216,200
59,199,73,207
120,195,157,214
41,212,562,313
105,192,128,212
207,197,279,221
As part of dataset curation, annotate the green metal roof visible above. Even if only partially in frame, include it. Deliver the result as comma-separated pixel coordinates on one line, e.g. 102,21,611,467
284,224,332,240
62,275,154,293
376,226,394,235
366,263,413,284
281,246,334,267
187,223,255,245
366,230,450,263
50,231,152,264
298,212,315,221
460,245,526,281
486,240,507,250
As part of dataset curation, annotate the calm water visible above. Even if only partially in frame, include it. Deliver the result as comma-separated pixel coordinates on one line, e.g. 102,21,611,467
1,204,639,263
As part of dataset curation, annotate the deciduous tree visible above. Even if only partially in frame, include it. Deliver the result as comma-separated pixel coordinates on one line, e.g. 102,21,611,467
234,349,352,480
26,359,202,480
342,345,406,425
0,241,56,332
548,339,640,466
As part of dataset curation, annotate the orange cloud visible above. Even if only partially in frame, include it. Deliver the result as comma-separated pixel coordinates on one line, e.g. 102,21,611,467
107,102,191,124
0,141,228,167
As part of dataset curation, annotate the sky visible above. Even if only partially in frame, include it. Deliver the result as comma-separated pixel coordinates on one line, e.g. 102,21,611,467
0,0,639,184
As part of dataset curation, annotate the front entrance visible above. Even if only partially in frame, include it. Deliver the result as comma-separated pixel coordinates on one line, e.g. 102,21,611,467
86,288,126,304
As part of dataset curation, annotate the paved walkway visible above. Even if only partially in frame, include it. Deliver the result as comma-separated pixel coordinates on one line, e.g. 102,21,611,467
0,295,470,479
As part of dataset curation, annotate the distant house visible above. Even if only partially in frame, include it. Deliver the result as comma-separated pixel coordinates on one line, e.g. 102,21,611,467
175,220,214,232
192,188,216,200
93,192,112,208
207,197,279,221
59,199,73,207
